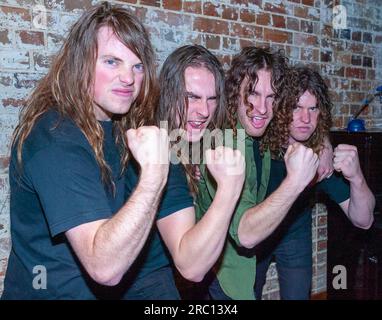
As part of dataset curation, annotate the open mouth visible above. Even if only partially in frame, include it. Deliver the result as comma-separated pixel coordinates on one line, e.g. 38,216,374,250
251,116,267,129
188,120,207,129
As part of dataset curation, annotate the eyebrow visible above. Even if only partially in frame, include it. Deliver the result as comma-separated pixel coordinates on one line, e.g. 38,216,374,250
99,55,122,61
186,92,217,100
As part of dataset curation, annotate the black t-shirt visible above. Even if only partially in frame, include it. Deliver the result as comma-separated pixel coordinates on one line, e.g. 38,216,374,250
266,158,350,241
2,110,193,299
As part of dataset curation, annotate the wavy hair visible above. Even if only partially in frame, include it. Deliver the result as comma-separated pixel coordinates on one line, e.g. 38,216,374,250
261,66,332,158
225,47,289,136
156,45,226,193
12,1,157,187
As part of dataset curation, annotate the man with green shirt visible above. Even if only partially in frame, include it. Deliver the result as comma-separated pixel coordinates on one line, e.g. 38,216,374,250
196,47,322,300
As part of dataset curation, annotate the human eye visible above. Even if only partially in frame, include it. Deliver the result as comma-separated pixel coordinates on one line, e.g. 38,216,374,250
292,105,300,112
133,63,144,73
104,57,118,66
310,106,319,112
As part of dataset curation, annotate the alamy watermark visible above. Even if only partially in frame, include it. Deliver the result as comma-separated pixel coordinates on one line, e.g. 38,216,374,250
32,265,47,290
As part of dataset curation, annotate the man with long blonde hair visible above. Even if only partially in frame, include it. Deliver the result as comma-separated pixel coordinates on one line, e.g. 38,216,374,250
2,2,170,299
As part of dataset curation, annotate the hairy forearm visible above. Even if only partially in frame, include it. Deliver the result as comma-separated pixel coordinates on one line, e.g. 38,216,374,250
347,175,375,229
89,172,167,285
238,177,303,249
175,187,241,282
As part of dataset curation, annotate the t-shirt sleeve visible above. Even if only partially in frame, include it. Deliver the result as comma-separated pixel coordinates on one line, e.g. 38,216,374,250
318,172,350,204
26,143,112,237
157,164,194,220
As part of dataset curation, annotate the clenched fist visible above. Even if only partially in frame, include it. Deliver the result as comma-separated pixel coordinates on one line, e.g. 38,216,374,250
205,146,245,191
126,126,169,175
333,144,362,182
284,143,319,193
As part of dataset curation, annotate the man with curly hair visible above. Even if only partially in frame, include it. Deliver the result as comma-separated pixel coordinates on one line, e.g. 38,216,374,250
196,47,330,300
254,66,375,299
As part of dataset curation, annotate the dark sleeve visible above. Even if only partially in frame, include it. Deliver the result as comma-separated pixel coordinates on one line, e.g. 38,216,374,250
26,143,112,237
157,164,194,220
318,172,350,204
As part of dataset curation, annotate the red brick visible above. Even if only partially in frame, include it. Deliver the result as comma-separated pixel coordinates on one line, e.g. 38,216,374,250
183,1,202,14
272,15,286,29
0,6,31,26
294,33,318,46
256,12,271,26
352,31,362,41
346,67,366,79
163,0,181,10
301,48,319,61
287,17,299,31
240,9,256,23
0,75,12,86
205,35,221,50
348,43,364,54
17,30,44,46
140,0,160,7
0,29,11,45
231,0,261,5
302,0,315,5
264,2,286,14
223,37,238,50
317,240,327,251
264,28,292,44
240,39,255,48
33,52,53,70
301,20,314,33
2,98,26,108
367,69,375,80
222,5,238,21
64,0,93,11
332,116,344,129
203,2,220,17
231,23,263,39
322,24,332,38
193,17,229,35
0,157,10,170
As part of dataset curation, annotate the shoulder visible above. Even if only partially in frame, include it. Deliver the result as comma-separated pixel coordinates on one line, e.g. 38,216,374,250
20,110,92,161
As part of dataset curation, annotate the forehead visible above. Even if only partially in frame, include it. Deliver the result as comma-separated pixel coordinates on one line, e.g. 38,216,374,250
240,69,273,93
297,90,317,106
96,26,140,60
184,66,216,90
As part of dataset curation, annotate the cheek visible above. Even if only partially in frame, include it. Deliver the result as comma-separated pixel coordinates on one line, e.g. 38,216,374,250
93,68,111,98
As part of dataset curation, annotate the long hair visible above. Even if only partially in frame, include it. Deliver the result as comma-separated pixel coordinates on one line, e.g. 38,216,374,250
156,45,226,193
261,66,332,158
13,1,157,186
225,47,289,136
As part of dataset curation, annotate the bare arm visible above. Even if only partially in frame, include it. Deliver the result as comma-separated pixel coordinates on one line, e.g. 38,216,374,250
238,143,319,249
158,147,245,282
66,127,169,286
317,136,334,182
335,144,375,229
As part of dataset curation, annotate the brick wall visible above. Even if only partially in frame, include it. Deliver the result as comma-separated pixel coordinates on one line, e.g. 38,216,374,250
0,0,381,299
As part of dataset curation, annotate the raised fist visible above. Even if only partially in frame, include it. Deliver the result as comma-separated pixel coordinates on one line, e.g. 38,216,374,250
206,146,245,190
284,143,319,192
333,144,362,182
126,126,169,174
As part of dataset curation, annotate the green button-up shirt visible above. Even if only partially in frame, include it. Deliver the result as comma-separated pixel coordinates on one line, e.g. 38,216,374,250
195,124,271,300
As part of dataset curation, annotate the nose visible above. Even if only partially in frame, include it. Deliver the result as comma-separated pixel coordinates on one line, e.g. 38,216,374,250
119,67,134,86
252,96,267,115
300,109,311,123
196,100,210,118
